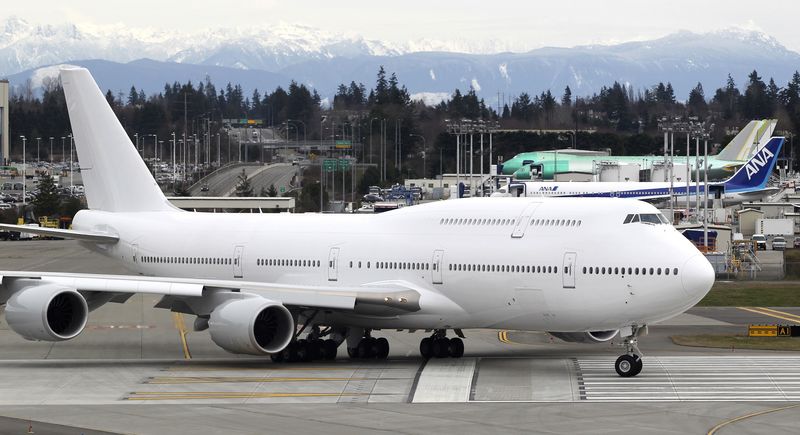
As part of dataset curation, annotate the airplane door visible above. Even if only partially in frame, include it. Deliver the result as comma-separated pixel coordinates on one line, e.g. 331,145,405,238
328,247,340,281
233,245,244,279
431,250,444,284
511,203,540,238
131,244,140,272
562,252,576,288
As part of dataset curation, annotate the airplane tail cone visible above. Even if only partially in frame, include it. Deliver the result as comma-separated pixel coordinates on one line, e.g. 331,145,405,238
60,67,175,213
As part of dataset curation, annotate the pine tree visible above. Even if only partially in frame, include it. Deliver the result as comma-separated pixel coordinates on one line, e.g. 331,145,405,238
687,82,707,116
32,173,60,217
234,169,254,197
561,86,572,107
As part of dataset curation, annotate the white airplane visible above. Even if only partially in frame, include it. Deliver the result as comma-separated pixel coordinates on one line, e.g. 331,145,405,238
493,136,784,206
0,67,715,377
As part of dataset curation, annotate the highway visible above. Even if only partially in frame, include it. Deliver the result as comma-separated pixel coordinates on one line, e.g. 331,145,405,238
188,163,298,197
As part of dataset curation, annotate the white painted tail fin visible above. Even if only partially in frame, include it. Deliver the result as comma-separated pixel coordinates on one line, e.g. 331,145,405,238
60,67,175,212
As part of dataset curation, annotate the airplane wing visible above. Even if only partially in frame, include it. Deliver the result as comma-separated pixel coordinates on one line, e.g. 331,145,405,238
0,224,119,243
0,271,460,316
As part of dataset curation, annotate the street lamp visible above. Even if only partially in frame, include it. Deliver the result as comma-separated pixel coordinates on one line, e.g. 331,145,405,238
60,136,65,163
19,136,26,205
410,134,427,178
287,119,307,144
48,137,54,164
35,137,41,163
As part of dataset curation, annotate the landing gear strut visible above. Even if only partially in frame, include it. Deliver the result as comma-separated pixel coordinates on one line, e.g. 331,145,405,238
420,330,464,359
615,325,645,377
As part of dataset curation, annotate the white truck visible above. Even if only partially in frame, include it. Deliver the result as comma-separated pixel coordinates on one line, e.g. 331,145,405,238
756,218,794,236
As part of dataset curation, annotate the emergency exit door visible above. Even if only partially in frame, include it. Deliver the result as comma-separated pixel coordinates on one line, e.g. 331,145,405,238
562,252,576,288
328,247,340,281
233,245,244,278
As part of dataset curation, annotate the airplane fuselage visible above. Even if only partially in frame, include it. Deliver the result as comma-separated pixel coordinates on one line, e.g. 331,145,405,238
73,197,713,333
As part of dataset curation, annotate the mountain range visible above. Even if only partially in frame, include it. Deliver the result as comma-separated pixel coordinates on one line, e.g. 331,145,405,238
3,16,800,104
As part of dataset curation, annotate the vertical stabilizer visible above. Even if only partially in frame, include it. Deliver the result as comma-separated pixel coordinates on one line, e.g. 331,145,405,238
60,67,174,212
723,137,783,193
716,120,759,161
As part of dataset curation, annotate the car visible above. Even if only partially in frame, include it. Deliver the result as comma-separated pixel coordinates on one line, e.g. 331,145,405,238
0,203,14,210
752,234,767,251
772,236,787,251
200,184,209,192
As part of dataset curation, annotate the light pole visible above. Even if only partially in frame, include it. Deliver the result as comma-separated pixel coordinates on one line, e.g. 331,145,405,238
171,132,176,185
148,134,158,177
134,133,139,157
69,134,73,191
20,136,26,205
60,136,65,164
48,137,54,164
410,134,427,178
35,137,41,164
288,119,306,144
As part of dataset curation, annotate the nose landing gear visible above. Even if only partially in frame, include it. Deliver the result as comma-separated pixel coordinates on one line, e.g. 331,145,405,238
615,325,646,377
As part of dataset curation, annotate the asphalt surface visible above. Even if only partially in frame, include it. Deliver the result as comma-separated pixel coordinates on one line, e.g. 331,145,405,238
1,240,799,434
188,163,297,197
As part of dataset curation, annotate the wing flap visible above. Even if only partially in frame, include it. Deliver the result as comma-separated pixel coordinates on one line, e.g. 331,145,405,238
0,224,119,243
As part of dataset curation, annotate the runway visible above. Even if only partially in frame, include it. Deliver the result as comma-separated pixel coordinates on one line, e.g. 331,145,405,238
1,240,800,434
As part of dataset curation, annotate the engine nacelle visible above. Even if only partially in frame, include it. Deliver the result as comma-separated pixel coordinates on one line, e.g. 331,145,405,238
5,284,89,341
208,297,294,355
548,330,619,343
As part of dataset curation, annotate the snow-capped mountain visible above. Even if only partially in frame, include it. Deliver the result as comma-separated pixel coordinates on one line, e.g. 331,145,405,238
4,16,800,103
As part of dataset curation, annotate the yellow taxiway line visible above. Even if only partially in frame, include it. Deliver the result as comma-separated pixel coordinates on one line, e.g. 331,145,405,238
146,376,382,384
737,307,800,324
171,313,192,360
707,403,800,435
126,391,372,401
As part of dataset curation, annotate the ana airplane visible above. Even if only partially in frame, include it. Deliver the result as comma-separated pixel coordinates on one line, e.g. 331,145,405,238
0,68,715,377
492,136,783,205
502,119,777,180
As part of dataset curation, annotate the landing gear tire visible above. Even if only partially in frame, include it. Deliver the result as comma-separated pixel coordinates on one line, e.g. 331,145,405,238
270,352,285,363
432,338,450,358
615,354,642,377
358,337,376,359
449,337,464,358
420,337,433,359
308,339,324,361
374,337,390,359
322,339,338,360
296,339,312,362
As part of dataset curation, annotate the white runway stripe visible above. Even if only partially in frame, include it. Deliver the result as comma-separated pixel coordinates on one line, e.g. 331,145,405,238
577,356,800,402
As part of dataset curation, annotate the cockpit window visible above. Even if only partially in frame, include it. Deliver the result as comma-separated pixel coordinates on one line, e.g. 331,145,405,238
639,214,662,224
624,213,670,225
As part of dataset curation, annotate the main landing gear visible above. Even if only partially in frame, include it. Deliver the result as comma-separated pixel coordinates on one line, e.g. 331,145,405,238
615,325,645,377
419,330,465,359
270,326,339,363
347,329,390,360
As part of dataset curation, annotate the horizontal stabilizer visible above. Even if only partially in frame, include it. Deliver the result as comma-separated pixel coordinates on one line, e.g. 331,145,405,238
0,224,119,243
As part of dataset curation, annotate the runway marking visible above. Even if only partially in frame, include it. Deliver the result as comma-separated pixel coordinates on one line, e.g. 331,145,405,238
707,403,800,435
737,307,800,324
579,356,800,401
126,391,376,401
171,313,192,360
752,307,800,323
164,365,407,372
146,376,402,384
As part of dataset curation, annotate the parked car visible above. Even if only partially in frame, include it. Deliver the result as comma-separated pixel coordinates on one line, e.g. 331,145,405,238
772,236,787,251
794,238,800,249
752,234,767,251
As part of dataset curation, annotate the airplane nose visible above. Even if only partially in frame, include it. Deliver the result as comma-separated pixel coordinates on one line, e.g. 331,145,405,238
681,254,715,300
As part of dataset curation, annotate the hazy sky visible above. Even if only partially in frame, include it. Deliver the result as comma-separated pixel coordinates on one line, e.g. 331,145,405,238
5,0,800,51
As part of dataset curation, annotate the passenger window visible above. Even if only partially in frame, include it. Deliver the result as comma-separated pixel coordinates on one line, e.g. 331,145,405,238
657,268,661,275
665,268,670,275
673,268,678,275
649,267,654,275
635,267,639,275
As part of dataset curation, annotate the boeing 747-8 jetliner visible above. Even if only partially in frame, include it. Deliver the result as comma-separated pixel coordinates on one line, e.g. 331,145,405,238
0,68,715,377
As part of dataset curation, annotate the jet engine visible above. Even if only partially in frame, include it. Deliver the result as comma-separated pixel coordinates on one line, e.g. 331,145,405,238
208,297,294,355
548,330,618,343
5,284,89,341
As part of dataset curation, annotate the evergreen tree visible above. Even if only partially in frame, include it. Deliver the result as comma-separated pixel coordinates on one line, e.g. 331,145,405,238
561,86,572,107
687,82,707,116
234,169,254,197
743,70,770,118
31,173,60,217
266,184,278,197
